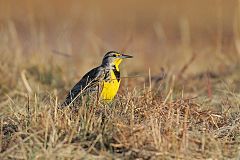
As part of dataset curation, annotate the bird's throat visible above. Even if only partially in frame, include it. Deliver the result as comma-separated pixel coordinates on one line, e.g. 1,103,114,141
114,59,122,71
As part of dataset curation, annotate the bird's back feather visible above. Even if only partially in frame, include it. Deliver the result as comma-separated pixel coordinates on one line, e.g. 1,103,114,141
61,66,105,107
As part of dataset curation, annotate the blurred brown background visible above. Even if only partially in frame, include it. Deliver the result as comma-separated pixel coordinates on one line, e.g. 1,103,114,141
0,0,239,74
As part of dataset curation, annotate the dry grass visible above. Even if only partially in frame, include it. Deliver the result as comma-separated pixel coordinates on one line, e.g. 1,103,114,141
0,52,239,159
0,0,240,159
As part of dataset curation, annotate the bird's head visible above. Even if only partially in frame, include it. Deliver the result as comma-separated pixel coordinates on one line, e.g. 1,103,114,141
102,51,133,69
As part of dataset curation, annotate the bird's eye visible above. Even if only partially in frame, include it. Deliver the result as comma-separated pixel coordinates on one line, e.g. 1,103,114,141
113,54,117,57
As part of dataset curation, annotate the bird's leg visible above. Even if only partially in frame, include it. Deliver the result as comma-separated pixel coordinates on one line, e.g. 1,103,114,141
96,83,101,107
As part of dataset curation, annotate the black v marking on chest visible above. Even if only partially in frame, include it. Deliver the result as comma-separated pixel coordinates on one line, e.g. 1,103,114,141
113,66,120,82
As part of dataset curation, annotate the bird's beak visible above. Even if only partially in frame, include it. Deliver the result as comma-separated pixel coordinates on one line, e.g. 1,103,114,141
119,54,133,59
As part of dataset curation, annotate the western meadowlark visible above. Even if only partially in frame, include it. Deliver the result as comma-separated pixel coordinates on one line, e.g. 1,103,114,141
61,51,133,107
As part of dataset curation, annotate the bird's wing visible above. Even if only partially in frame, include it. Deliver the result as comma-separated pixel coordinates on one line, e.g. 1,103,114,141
61,66,105,107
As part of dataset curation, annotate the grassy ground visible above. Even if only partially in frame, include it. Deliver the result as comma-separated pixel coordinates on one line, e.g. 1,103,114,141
0,0,240,159
0,49,239,160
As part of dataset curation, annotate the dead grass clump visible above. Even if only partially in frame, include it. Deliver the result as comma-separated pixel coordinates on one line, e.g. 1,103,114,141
0,85,239,159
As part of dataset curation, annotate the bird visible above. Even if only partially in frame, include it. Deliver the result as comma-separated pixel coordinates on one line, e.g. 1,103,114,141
60,51,133,108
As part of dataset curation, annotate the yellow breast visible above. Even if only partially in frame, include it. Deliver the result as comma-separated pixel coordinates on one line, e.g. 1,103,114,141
100,70,120,102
